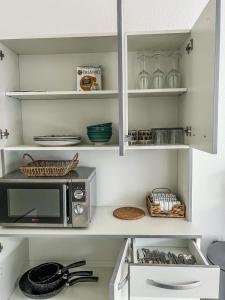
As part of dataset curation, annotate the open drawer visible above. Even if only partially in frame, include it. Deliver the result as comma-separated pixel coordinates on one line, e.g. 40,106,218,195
110,238,220,300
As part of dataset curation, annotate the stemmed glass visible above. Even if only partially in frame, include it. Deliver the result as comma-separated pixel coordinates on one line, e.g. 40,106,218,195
152,51,165,89
167,51,181,88
137,53,151,89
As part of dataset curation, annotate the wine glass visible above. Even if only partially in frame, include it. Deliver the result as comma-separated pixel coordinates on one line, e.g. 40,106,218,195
137,53,151,89
152,51,165,89
167,50,181,88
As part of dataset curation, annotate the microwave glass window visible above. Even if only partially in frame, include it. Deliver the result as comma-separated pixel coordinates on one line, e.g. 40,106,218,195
7,189,60,217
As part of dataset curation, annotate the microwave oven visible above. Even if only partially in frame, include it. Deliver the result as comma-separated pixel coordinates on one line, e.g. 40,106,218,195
0,167,96,228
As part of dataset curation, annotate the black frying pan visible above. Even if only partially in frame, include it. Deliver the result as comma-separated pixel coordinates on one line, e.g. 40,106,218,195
29,270,93,294
28,260,86,284
19,270,98,299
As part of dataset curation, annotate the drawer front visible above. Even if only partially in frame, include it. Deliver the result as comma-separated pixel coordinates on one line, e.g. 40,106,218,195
130,265,220,299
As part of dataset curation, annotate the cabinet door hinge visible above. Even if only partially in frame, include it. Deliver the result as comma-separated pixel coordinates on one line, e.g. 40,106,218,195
184,126,192,137
124,134,131,143
0,129,9,139
186,38,194,54
0,50,4,61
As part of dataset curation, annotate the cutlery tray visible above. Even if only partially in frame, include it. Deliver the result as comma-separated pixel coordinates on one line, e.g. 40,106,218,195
20,153,79,177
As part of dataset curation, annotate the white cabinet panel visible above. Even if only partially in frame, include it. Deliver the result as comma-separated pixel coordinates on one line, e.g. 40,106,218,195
124,0,208,33
109,239,129,300
0,43,22,150
179,0,220,153
118,0,128,156
0,238,28,300
0,0,117,39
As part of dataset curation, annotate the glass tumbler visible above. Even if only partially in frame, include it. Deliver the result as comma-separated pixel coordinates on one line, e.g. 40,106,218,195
169,128,184,144
152,128,169,145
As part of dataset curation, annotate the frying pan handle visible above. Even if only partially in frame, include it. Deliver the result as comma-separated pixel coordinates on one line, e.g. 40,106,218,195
60,260,86,274
68,276,99,286
66,271,93,279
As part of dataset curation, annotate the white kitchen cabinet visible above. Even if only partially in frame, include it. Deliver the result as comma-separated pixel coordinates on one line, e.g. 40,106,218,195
120,0,220,155
0,0,117,39
0,237,219,300
0,0,220,155
0,0,220,223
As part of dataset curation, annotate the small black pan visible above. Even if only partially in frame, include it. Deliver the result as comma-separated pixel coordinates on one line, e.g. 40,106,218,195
28,260,86,284
19,270,98,299
30,270,93,294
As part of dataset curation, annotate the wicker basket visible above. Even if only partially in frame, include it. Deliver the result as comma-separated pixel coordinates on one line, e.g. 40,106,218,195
146,195,185,218
20,153,79,177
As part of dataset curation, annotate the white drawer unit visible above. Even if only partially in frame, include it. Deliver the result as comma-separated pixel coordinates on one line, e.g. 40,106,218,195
110,238,220,300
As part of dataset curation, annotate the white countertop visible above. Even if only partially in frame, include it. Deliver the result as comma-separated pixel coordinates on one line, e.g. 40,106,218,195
0,207,201,238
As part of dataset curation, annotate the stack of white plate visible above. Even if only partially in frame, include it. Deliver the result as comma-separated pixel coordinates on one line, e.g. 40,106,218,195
33,135,81,146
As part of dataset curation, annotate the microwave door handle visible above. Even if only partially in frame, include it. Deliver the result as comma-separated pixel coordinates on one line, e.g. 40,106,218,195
63,184,68,227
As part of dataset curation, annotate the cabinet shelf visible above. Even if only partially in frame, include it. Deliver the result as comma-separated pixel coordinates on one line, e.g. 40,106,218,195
1,34,117,55
128,88,187,98
0,207,200,238
3,144,120,151
3,144,190,151
10,267,112,300
5,90,118,100
6,88,187,100
127,144,189,150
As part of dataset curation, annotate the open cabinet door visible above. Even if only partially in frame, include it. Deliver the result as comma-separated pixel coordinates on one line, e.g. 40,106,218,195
0,42,21,176
109,239,130,300
0,42,21,148
117,0,128,156
179,0,220,153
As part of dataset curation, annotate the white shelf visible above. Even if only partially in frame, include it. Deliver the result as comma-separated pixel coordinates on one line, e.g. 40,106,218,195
127,144,189,150
6,88,187,100
1,34,117,55
6,90,118,100
0,207,201,238
3,144,190,151
10,267,112,300
129,88,187,98
3,145,119,151
127,31,190,51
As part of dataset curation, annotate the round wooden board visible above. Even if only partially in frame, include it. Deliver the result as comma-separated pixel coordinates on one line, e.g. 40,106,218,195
113,207,145,220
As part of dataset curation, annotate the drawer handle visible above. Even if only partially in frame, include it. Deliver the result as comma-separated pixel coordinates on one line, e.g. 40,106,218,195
118,274,129,290
147,279,201,290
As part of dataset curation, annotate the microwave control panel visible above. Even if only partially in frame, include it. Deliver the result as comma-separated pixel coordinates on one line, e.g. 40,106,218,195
71,183,86,202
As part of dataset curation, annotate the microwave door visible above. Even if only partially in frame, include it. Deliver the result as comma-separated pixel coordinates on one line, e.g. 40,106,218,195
0,183,68,227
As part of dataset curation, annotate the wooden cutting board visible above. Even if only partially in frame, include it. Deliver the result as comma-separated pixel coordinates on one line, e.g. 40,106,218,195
113,207,145,220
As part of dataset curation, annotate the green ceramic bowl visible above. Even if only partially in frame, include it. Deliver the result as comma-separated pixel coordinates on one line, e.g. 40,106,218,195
88,133,112,139
87,128,112,133
87,123,112,129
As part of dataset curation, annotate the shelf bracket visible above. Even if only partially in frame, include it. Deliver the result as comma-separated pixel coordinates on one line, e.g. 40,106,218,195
186,39,193,54
0,50,4,61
